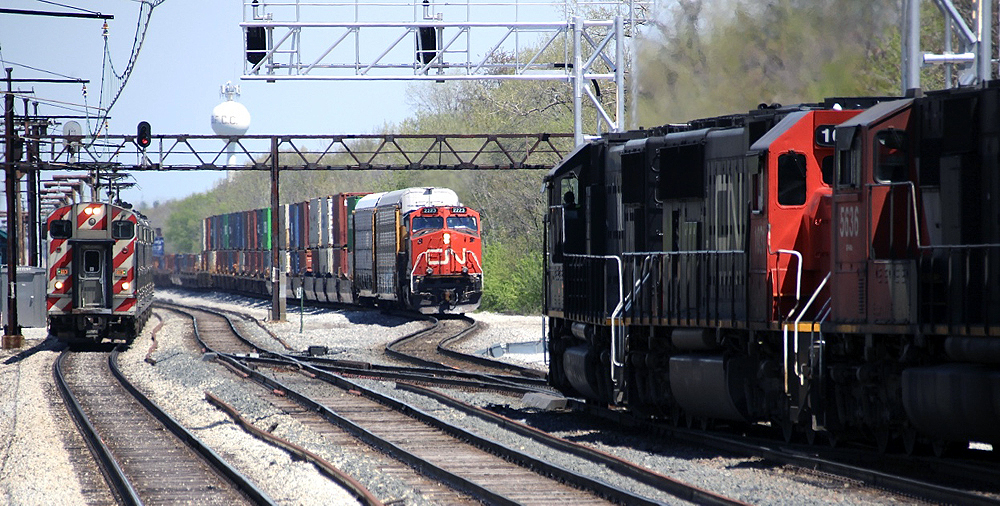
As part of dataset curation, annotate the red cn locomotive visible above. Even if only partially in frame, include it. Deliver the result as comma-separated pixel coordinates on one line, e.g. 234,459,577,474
354,187,483,313
47,202,154,343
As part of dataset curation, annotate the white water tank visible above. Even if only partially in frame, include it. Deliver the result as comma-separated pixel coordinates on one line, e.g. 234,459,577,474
211,83,251,136
211,82,250,167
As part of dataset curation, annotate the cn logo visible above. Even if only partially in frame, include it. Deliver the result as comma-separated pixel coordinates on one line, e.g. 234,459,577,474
426,248,470,266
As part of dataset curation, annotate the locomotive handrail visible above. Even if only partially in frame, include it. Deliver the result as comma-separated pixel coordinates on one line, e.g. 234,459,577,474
409,251,428,295
621,254,653,314
783,271,831,393
919,242,1000,249
764,222,804,320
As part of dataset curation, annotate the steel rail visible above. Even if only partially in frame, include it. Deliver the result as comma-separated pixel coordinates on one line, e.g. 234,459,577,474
436,315,547,379
235,352,551,396
54,348,275,505
53,350,141,506
397,382,750,506
106,348,275,505
571,400,1000,506
218,352,667,505
205,391,384,506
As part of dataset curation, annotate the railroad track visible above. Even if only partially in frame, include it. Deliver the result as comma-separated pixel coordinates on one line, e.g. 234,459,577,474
154,301,263,354
161,299,550,395
171,300,749,504
54,347,271,506
573,400,1000,505
386,314,547,379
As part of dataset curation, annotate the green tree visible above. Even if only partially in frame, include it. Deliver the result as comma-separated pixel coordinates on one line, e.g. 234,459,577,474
636,0,901,124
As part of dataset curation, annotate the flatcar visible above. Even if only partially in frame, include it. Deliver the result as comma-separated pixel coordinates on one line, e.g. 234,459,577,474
157,187,483,315
544,85,999,454
47,201,154,343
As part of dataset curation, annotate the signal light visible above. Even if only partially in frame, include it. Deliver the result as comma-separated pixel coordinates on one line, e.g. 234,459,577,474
246,26,266,65
136,121,151,149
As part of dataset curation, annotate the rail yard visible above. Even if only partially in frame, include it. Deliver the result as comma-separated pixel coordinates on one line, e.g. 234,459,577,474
4,2,1000,504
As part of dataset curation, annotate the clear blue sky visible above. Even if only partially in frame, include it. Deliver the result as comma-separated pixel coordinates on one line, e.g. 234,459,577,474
1,0,419,206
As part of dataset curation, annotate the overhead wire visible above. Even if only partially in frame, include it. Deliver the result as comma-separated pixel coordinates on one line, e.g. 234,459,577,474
92,0,165,137
33,0,106,16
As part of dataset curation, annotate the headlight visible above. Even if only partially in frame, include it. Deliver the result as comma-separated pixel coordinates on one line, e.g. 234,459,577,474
121,281,131,290
443,232,451,245
462,266,469,274
426,267,433,275
54,281,63,290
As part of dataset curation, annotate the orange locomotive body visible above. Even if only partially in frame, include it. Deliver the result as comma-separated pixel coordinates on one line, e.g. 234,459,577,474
47,202,154,343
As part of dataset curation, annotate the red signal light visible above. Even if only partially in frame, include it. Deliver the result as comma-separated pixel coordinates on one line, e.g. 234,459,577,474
136,121,151,149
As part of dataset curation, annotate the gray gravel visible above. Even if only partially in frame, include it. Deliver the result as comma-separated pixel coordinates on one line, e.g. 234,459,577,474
0,289,921,505
0,329,90,505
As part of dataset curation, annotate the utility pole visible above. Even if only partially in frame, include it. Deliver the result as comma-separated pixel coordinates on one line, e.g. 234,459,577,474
27,101,41,267
270,137,286,322
4,68,23,348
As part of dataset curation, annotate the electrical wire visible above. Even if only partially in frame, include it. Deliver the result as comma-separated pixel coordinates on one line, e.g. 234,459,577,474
33,0,105,16
0,60,86,81
92,0,165,137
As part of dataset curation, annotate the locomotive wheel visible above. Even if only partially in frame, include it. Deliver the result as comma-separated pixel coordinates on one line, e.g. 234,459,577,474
670,407,684,427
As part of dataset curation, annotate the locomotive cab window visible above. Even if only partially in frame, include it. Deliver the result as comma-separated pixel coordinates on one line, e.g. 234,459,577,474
874,128,908,182
837,131,861,188
777,151,807,206
49,219,73,239
561,177,579,209
446,216,478,232
112,220,135,240
412,216,443,231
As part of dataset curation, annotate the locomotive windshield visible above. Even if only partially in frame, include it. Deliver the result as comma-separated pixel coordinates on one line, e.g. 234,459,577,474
112,220,135,240
49,219,72,239
412,216,444,231
446,216,478,232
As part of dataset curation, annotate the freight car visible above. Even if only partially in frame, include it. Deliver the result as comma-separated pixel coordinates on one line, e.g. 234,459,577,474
158,187,483,314
47,201,155,343
544,84,1000,455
